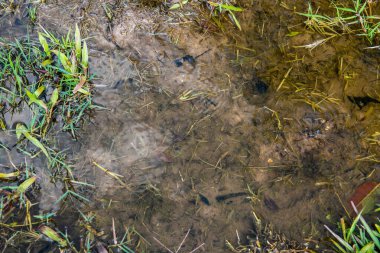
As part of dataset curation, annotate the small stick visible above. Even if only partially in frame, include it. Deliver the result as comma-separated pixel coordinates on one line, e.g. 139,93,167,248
112,218,117,245
153,237,174,253
176,229,190,253
188,243,205,253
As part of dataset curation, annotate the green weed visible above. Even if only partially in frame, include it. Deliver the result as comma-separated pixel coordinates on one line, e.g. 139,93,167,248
325,202,380,253
0,25,92,139
167,0,244,31
299,1,380,44
0,25,95,251
27,5,37,24
207,0,243,31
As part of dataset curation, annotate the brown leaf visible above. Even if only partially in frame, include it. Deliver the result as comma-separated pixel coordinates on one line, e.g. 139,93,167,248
349,182,379,213
73,76,86,94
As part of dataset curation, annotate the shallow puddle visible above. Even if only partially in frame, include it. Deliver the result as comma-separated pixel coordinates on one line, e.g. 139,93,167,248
0,0,379,252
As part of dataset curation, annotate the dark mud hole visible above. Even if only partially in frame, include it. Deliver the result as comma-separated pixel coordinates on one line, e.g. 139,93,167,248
1,0,380,252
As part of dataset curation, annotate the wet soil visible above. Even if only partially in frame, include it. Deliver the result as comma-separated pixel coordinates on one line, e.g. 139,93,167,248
0,0,380,252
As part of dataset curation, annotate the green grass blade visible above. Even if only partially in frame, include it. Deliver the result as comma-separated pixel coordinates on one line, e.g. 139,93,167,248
81,40,88,69
17,176,36,194
325,225,354,251
50,88,59,106
219,3,243,11
16,124,50,160
38,32,51,57
336,7,356,13
52,50,71,73
360,242,374,253
39,226,68,248
229,11,241,30
329,238,349,253
358,214,380,249
75,24,81,61
347,213,361,240
25,88,48,112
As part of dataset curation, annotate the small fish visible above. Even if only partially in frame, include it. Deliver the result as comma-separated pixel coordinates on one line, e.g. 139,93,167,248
174,55,195,67
348,96,380,109
174,49,211,67
216,192,247,202
182,55,195,65
199,193,210,205
263,196,279,211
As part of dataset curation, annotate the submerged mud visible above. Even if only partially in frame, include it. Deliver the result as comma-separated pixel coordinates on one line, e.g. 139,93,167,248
0,0,379,252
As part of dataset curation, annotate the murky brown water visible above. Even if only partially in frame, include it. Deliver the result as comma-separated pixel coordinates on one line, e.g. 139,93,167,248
1,0,380,252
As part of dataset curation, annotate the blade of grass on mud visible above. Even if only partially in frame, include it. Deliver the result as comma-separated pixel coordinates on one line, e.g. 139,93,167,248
169,0,188,10
50,88,59,107
52,49,72,73
25,88,48,112
39,225,68,248
299,1,380,44
74,24,81,61
0,23,98,252
16,124,50,161
93,162,128,187
16,176,36,194
38,32,51,57
81,40,88,71
0,171,20,180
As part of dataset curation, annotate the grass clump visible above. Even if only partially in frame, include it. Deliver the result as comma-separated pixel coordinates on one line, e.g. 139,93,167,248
299,0,380,44
225,212,306,252
0,25,96,252
325,203,380,253
0,24,92,138
0,24,146,253
207,0,243,31
166,0,243,31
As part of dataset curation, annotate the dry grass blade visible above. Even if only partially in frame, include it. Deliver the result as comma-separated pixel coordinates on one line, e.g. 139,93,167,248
153,228,205,253
39,225,68,248
73,76,87,94
0,171,20,180
294,37,334,50
277,67,293,91
92,162,128,187
16,176,36,194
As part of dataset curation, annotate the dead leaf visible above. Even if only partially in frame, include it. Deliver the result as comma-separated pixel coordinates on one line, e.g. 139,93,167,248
73,76,86,94
349,182,380,214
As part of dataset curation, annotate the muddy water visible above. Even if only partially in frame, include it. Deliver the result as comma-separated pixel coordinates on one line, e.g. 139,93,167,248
1,0,380,252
